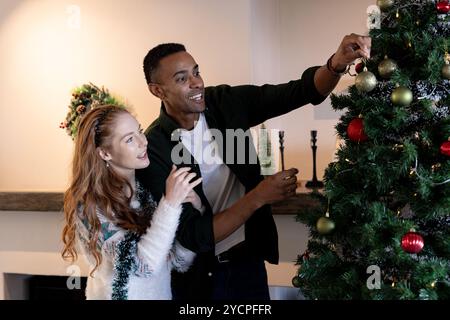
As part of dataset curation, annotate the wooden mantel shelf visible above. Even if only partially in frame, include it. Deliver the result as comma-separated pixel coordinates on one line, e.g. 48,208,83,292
0,182,322,215
0,192,64,212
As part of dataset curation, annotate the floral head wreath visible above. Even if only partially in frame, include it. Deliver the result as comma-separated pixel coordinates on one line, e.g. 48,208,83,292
60,83,126,140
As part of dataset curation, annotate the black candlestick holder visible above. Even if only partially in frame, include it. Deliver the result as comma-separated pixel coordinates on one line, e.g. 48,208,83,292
279,131,285,171
306,130,324,189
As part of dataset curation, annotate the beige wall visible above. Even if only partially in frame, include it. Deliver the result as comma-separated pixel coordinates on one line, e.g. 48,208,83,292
0,0,252,191
0,0,374,192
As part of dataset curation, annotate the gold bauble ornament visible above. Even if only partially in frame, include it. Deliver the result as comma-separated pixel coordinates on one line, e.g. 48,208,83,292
377,0,394,11
442,63,450,80
355,70,378,93
378,57,398,79
391,86,413,106
316,216,335,235
292,276,301,288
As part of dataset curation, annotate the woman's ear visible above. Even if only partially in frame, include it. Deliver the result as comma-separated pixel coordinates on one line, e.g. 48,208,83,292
97,148,112,162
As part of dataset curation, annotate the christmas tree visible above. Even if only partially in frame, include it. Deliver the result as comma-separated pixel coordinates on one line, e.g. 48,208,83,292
294,0,450,300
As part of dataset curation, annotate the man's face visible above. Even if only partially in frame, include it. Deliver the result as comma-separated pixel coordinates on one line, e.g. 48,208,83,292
152,51,206,116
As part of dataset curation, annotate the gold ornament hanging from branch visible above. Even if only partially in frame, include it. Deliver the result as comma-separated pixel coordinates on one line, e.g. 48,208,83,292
355,67,378,93
442,64,450,79
378,56,398,79
316,204,335,235
391,85,413,107
377,0,394,12
291,275,301,288
316,216,335,235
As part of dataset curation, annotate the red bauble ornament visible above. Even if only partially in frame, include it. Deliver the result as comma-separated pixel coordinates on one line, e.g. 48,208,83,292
347,118,368,142
355,62,364,74
401,231,424,254
440,141,450,156
437,1,450,14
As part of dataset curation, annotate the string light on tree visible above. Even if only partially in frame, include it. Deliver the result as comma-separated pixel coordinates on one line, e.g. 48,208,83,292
431,163,442,172
410,157,450,186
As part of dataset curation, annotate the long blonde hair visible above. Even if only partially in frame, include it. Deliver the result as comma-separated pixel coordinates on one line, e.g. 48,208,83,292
62,105,150,275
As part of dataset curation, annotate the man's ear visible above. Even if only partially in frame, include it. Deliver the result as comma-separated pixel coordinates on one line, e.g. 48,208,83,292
97,148,112,162
148,83,165,100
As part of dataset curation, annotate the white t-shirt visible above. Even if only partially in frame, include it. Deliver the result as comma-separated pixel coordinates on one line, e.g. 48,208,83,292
180,113,246,255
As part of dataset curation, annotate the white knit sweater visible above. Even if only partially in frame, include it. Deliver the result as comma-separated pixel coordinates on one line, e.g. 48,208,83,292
76,196,195,300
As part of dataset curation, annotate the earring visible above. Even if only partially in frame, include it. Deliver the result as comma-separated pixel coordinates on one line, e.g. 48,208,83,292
106,161,110,168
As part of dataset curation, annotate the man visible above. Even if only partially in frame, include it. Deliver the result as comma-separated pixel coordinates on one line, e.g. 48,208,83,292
137,34,371,299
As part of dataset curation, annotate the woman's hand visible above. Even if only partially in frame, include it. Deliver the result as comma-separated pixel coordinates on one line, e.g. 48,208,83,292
165,165,202,208
184,190,204,213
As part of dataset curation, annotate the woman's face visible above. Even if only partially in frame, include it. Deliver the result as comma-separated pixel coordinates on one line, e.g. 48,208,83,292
104,112,149,176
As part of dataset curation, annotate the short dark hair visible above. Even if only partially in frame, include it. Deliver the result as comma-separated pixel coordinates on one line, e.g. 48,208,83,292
143,43,186,84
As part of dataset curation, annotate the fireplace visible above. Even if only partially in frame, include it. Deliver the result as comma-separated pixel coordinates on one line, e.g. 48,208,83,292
4,273,86,300
28,275,87,300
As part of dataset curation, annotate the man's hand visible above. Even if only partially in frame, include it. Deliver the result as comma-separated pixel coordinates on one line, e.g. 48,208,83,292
252,168,299,207
331,33,372,70
332,33,372,72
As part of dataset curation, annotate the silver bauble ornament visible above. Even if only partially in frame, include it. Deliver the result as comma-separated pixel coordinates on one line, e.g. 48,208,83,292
355,71,377,93
391,86,413,106
378,58,398,79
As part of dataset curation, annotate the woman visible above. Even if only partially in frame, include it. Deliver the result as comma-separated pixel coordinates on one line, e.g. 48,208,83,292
62,105,202,300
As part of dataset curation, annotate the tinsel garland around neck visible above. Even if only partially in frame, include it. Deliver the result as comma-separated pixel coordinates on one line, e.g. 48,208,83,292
111,231,141,300
111,184,156,300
